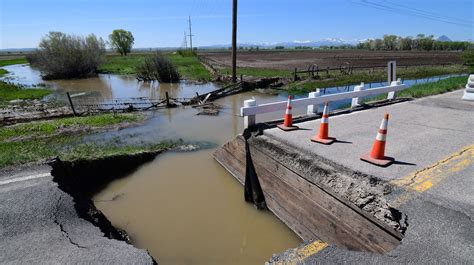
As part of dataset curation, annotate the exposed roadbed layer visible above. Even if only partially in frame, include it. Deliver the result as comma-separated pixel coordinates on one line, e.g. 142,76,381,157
0,150,168,264
249,135,407,234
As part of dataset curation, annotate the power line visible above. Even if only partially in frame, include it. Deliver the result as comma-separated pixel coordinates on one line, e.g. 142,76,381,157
349,0,472,28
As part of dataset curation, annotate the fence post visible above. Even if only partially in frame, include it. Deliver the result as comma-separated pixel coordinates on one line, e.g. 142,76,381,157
243,98,256,129
294,68,298,81
387,61,397,100
307,89,321,115
351,82,365,108
66,92,77,116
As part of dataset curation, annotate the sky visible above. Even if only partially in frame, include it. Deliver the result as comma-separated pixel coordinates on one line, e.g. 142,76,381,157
0,0,473,49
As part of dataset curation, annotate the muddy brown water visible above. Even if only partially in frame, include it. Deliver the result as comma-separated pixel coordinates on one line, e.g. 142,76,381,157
90,92,303,265
3,64,302,264
3,64,463,264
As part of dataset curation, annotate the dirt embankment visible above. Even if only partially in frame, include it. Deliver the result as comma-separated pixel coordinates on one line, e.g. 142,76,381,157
49,151,168,264
200,50,463,70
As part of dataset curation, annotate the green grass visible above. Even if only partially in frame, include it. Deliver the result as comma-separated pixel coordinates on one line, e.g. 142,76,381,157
98,54,147,75
0,113,141,141
363,76,467,103
287,65,469,94
0,136,174,167
0,57,28,67
168,54,211,81
221,67,293,78
0,81,51,103
98,53,211,81
0,69,7,76
0,112,174,167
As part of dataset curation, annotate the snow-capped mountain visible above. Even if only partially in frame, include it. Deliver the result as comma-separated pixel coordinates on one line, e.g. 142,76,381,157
201,38,362,49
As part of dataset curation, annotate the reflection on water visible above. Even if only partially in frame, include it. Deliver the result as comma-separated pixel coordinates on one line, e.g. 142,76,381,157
1,64,219,100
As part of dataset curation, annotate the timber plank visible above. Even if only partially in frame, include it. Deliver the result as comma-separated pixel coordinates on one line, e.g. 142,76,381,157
213,136,400,253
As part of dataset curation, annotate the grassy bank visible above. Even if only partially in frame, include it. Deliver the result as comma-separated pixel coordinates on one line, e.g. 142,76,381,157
221,67,293,78
0,81,51,103
98,53,211,81
0,57,28,67
362,76,467,104
0,57,29,76
0,113,174,167
287,65,469,94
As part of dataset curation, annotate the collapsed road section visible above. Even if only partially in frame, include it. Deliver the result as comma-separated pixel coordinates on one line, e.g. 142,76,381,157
214,89,473,260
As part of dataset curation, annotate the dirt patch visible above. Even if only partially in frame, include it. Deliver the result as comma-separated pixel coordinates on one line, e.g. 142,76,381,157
200,50,462,70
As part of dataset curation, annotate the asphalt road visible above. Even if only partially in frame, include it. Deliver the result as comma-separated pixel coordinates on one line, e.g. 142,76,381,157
265,90,473,181
302,159,473,264
0,164,154,264
266,90,473,264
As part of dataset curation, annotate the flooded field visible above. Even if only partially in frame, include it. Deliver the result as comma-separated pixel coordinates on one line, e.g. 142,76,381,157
2,64,464,264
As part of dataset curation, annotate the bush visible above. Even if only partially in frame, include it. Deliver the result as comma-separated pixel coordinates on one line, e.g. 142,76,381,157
177,49,197,57
135,53,180,82
461,49,474,66
28,32,106,79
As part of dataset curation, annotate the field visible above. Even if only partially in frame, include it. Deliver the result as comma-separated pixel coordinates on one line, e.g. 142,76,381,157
200,50,463,70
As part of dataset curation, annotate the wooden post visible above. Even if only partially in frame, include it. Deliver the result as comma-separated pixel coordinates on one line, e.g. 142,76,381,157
307,89,321,115
243,98,256,129
165,92,171,107
294,68,297,81
66,92,77,116
231,0,238,83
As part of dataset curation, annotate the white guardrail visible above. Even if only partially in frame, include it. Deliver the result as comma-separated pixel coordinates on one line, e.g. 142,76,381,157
241,80,405,128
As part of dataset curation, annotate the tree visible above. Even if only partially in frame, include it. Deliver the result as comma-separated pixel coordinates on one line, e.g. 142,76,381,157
400,37,413,50
109,29,134,56
28,32,106,79
383,35,398,50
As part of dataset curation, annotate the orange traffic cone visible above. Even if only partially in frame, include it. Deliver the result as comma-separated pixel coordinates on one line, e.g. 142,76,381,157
311,103,336,144
360,113,394,167
277,96,299,131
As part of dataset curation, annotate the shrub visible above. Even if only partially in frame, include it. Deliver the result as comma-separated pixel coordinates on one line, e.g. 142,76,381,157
28,32,106,79
135,53,180,82
177,49,197,57
461,49,474,67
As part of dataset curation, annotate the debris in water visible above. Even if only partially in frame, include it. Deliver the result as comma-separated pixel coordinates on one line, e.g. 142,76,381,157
194,102,222,116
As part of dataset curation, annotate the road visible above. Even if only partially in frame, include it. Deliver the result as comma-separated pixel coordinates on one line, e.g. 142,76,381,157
266,89,473,264
0,164,154,264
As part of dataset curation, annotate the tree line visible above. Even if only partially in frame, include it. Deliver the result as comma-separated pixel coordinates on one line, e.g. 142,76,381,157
357,34,472,51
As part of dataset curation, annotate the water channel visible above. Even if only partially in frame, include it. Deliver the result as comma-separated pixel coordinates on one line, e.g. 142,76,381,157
2,64,461,264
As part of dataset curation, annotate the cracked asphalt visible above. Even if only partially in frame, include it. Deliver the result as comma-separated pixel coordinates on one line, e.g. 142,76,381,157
0,164,154,264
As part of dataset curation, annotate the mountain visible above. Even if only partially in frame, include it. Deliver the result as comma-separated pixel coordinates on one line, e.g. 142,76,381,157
436,35,452,42
200,38,361,49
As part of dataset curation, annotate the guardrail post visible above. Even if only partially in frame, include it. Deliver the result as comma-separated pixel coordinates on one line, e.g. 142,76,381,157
243,98,256,129
307,89,321,115
351,82,365,108
387,79,402,100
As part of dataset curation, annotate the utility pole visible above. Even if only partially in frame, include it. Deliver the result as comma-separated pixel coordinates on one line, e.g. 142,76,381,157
184,31,188,49
231,0,238,83
188,16,194,51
